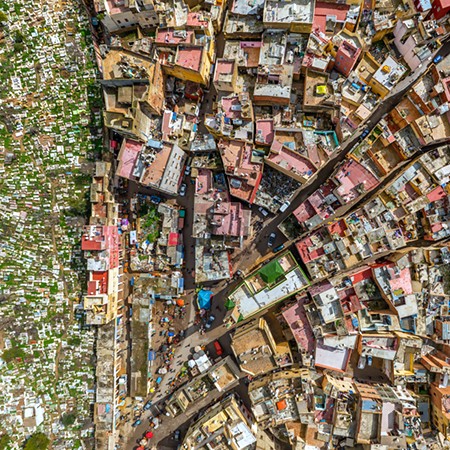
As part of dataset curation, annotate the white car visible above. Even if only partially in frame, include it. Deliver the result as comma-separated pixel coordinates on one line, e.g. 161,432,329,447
179,183,187,196
279,201,290,213
268,232,276,247
258,206,269,217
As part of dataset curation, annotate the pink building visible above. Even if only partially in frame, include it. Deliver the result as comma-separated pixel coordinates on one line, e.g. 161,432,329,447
81,225,120,269
255,119,274,146
282,296,315,353
213,59,237,92
393,20,422,71
333,159,379,203
430,0,450,19
117,139,142,180
313,1,350,33
218,139,263,204
334,41,361,77
155,29,195,46
266,140,317,183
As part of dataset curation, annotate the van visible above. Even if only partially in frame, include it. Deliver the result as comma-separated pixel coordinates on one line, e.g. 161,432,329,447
279,201,290,213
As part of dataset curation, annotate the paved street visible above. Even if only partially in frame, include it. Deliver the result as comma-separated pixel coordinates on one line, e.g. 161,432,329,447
122,29,450,450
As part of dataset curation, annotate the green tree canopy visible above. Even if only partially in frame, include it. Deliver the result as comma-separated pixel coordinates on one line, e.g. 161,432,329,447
23,432,50,450
61,413,76,427
0,434,11,450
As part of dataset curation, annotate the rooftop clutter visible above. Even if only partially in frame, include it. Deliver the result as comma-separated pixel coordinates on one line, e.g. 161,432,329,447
93,0,450,447
4,0,450,447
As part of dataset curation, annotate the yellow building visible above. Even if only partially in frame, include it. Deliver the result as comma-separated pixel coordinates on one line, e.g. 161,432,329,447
430,382,450,438
161,45,211,85
231,314,293,376
181,394,256,450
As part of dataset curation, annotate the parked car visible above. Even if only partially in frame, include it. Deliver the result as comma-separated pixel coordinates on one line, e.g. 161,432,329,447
279,200,290,213
179,183,187,196
214,340,223,356
434,55,443,64
143,401,152,411
258,206,269,217
268,232,276,247
150,195,162,204
184,165,191,176
132,419,142,427
174,430,181,441
205,314,216,329
361,128,370,139
272,243,285,253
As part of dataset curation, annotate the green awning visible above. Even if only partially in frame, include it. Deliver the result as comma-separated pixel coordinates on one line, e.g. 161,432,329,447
259,259,284,284
225,299,235,310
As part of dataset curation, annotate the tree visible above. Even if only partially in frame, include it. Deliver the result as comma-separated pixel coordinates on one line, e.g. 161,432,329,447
23,433,50,450
2,347,26,363
0,434,11,450
0,11,7,23
61,413,76,427
14,31,24,43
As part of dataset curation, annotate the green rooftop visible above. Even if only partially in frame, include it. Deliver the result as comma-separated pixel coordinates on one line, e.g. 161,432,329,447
258,259,285,285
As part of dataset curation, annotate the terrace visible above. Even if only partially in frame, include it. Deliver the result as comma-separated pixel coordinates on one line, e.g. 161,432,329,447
228,252,309,321
266,140,317,182
176,47,203,72
334,159,380,204
264,0,314,26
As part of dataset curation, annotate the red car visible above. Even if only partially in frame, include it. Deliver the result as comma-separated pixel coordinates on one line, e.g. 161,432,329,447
214,341,223,356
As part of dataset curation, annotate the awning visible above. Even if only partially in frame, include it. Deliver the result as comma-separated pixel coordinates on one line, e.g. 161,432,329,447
225,299,235,310
276,399,287,410
198,289,212,310
168,232,179,246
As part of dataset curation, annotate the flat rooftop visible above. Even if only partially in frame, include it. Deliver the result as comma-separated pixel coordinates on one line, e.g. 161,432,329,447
231,0,265,15
282,296,315,353
264,0,314,24
117,139,142,180
214,59,235,82
140,143,172,186
176,46,203,72
156,28,195,45
255,119,274,145
229,252,309,319
334,159,379,202
267,140,316,179
372,56,406,91
315,341,350,372
232,327,277,375
313,1,350,33
303,70,331,108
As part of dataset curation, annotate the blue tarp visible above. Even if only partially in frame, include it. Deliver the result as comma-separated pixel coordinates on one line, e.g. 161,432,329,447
198,289,212,310
148,351,155,361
